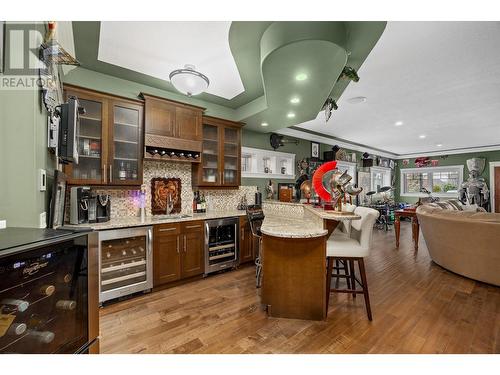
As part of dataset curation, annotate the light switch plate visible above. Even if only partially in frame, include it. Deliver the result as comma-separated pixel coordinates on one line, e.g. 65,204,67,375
0,220,6,229
39,212,47,229
38,169,47,191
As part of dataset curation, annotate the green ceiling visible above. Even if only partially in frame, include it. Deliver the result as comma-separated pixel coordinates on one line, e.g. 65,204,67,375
71,21,386,132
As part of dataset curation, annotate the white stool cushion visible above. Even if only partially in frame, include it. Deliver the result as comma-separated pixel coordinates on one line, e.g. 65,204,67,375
327,235,368,258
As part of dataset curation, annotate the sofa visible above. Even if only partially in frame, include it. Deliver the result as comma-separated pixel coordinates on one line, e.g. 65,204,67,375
416,204,500,286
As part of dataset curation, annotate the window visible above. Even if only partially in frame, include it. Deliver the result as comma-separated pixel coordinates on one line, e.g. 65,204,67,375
370,167,391,192
400,165,463,197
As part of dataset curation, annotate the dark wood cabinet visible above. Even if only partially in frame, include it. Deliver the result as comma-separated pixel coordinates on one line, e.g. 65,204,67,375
153,221,205,287
193,116,243,188
154,224,181,285
63,85,144,186
143,94,204,141
239,216,255,265
180,222,205,278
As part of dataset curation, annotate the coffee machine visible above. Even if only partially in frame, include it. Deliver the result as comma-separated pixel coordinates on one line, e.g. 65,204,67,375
96,194,111,223
70,186,95,224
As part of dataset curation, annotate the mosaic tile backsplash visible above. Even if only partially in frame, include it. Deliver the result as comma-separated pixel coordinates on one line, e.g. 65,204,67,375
88,161,258,219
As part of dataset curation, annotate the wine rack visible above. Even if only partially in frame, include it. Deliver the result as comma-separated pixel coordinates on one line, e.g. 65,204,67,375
144,146,201,163
0,239,88,354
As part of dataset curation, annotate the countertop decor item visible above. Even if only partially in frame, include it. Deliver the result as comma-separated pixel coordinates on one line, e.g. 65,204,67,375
169,64,209,96
151,177,181,215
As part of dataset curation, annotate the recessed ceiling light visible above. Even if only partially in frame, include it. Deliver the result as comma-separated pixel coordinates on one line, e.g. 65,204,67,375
436,143,443,147
290,97,300,104
419,135,426,139
295,73,308,81
287,112,296,118
261,122,268,127
394,121,404,126
346,96,367,104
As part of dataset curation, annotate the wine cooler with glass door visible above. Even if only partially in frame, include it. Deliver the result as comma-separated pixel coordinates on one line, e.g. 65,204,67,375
98,227,153,303
204,217,239,275
0,228,99,354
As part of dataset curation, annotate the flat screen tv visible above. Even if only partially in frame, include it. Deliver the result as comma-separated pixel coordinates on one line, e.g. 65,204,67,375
58,96,84,164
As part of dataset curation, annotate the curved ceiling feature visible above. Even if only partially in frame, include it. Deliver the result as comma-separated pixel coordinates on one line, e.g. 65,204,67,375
70,21,386,129
97,21,245,100
228,21,386,131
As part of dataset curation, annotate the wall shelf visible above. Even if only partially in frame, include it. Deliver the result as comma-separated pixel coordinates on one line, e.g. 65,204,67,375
241,147,296,180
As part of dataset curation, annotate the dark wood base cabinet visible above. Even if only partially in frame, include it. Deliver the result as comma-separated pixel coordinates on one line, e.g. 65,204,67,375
153,221,204,287
239,216,255,265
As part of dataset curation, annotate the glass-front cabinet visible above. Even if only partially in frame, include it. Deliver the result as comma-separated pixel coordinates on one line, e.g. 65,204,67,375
63,86,143,186
195,116,242,188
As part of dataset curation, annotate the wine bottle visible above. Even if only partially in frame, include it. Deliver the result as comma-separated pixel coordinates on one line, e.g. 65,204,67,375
196,192,202,213
119,162,126,180
193,191,198,213
28,330,55,344
39,285,55,297
56,300,76,311
7,323,27,336
1,299,29,313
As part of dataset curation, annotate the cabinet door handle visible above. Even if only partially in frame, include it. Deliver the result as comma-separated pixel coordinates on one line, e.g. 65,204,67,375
176,236,180,254
159,227,176,232
184,235,187,253
103,164,107,184
241,228,244,241
185,224,201,229
109,164,113,183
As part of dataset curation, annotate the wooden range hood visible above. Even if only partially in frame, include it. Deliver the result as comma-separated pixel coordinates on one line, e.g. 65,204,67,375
141,93,205,163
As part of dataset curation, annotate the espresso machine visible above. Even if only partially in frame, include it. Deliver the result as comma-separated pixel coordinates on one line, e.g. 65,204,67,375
70,187,95,224
96,194,111,223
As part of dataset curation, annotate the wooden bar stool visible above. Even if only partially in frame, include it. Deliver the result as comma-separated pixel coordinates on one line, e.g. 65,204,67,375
326,206,379,321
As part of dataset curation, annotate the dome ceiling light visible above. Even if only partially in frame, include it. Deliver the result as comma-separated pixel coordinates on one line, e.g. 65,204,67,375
169,64,210,97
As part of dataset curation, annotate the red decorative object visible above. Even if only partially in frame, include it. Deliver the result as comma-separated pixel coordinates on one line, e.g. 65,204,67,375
414,157,431,168
312,161,337,202
431,159,439,167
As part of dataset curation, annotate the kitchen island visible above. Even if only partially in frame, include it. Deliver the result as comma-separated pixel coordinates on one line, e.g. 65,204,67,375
260,201,360,321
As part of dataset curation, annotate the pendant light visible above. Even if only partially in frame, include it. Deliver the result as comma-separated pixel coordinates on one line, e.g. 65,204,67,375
169,64,210,97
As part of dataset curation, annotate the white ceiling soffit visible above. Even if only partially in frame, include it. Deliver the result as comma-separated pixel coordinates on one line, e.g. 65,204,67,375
98,21,245,100
295,21,500,155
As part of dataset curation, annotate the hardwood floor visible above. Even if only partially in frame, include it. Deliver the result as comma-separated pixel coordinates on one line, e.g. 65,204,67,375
99,222,500,354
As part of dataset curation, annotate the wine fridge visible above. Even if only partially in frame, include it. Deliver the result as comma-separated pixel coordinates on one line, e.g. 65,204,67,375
0,228,99,354
98,227,153,303
204,217,239,275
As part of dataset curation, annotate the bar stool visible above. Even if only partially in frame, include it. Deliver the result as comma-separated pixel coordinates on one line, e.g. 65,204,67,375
326,206,379,320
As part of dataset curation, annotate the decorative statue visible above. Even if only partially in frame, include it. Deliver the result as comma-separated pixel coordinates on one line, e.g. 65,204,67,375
459,158,490,210
266,180,275,200
328,169,363,211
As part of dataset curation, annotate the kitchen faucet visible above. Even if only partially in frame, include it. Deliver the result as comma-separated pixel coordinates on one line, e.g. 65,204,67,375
165,192,174,215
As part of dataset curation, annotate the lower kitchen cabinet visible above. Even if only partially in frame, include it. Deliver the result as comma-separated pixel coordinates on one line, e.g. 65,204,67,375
153,221,204,287
239,216,255,265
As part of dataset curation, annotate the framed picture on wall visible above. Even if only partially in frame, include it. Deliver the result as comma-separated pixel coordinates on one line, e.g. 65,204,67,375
311,141,320,159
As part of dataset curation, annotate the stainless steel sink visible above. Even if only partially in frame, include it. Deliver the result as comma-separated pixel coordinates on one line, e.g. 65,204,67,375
151,214,192,221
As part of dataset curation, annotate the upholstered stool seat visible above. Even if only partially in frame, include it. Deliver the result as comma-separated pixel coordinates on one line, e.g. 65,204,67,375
326,206,379,321
327,236,368,258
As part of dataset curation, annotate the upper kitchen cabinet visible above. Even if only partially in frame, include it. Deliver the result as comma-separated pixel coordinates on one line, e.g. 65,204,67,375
63,85,144,186
192,116,243,188
142,94,204,162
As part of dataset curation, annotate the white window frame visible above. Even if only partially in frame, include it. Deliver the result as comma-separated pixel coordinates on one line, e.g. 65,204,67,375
370,166,391,192
400,165,464,198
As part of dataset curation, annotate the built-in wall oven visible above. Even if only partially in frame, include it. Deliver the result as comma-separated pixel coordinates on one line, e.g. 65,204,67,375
98,227,153,304
205,217,239,275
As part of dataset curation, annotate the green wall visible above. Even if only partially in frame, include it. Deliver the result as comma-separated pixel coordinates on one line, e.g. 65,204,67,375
0,22,56,228
395,149,500,204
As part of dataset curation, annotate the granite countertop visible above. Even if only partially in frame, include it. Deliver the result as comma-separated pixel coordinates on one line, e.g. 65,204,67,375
303,205,362,221
63,210,246,231
260,214,328,239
